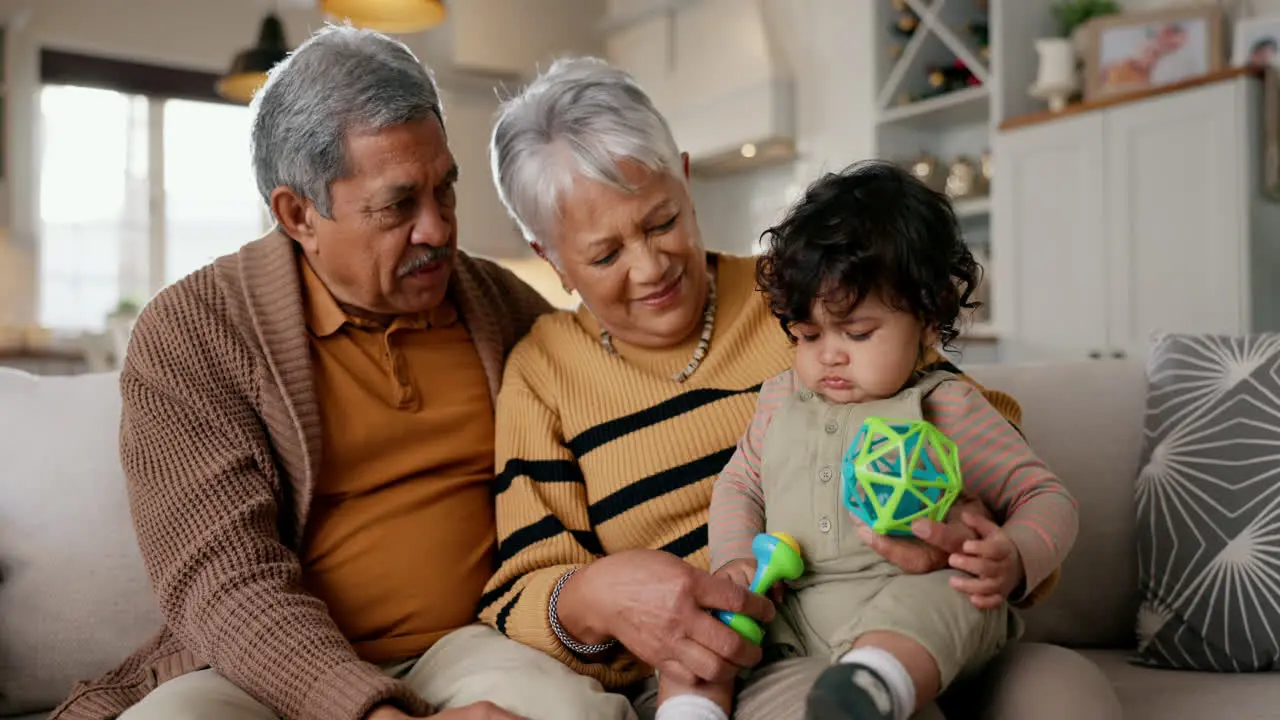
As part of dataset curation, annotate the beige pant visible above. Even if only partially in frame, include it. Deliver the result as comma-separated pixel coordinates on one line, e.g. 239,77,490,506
767,569,1015,690
630,642,1123,720
119,625,635,720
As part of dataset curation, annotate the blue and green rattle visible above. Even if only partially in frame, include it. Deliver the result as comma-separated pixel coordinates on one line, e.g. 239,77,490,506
842,417,963,536
714,532,805,645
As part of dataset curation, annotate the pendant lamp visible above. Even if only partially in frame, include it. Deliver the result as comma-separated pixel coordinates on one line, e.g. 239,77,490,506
216,13,290,104
321,0,446,34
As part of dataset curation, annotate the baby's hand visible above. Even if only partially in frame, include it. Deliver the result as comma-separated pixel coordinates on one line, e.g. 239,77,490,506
947,511,1026,609
715,559,756,589
715,559,785,603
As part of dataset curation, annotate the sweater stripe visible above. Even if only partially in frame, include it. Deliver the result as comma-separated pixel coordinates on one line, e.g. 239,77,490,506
496,514,605,565
587,447,736,526
660,523,709,558
495,591,522,634
477,575,521,612
497,514,568,564
494,458,584,495
566,384,762,457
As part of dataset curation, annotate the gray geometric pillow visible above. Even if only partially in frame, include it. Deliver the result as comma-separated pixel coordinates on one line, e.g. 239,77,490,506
1134,332,1280,671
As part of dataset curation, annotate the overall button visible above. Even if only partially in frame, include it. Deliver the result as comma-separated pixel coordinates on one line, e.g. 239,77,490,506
818,517,832,533
819,467,833,483
824,421,839,434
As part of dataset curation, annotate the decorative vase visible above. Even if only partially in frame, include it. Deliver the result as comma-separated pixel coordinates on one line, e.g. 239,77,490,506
1029,37,1079,112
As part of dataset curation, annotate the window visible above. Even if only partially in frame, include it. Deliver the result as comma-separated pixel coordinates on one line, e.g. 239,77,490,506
37,85,267,331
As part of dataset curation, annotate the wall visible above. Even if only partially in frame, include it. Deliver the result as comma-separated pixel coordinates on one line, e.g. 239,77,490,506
680,0,1280,257
683,0,878,256
0,0,603,325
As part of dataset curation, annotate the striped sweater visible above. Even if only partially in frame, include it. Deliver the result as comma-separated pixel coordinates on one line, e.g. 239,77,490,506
709,370,1079,599
477,253,1038,689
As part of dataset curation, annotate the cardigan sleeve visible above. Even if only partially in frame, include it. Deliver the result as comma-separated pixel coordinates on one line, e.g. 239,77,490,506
477,354,649,689
118,281,428,720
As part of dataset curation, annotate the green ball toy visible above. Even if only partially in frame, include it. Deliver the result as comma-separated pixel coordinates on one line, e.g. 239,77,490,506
842,417,963,536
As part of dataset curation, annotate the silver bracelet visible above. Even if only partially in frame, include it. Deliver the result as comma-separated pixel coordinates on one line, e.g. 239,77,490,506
548,568,617,656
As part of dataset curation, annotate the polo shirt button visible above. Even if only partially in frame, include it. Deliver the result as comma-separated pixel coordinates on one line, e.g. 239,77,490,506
825,421,839,434
800,390,814,401
819,467,833,483
818,517,832,533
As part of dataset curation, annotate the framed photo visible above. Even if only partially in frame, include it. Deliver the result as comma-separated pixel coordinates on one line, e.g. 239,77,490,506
1082,7,1224,101
1232,16,1280,70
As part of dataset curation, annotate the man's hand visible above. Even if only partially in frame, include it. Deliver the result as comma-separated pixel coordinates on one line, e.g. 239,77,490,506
947,512,1025,609
366,702,526,719
714,559,784,604
557,549,774,687
854,494,991,573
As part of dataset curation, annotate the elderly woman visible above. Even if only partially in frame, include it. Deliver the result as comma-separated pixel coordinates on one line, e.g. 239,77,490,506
478,58,1119,720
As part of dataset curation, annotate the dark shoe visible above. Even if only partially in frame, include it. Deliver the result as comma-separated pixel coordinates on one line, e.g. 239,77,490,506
804,663,897,719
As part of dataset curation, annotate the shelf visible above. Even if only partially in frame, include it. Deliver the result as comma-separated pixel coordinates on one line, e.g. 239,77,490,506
878,85,989,130
953,196,991,218
1000,67,1261,132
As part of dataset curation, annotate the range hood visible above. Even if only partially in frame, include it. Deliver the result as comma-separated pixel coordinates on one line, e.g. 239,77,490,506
604,0,797,176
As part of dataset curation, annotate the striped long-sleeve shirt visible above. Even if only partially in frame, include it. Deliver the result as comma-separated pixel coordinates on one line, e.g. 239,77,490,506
709,369,1079,600
477,253,1050,689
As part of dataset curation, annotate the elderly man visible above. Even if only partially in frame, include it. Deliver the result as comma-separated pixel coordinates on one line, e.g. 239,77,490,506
51,26,634,720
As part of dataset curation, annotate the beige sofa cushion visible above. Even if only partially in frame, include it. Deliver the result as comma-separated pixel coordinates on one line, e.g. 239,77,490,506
0,369,163,715
968,359,1146,649
1082,649,1280,720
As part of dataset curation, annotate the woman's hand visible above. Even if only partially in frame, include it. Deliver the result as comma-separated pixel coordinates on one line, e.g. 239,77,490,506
853,494,991,573
555,549,774,686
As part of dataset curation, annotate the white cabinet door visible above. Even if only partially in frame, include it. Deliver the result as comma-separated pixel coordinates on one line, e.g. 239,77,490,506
1103,80,1247,359
994,113,1110,363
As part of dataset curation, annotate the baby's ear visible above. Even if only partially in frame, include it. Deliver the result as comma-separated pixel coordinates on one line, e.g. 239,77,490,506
923,324,942,347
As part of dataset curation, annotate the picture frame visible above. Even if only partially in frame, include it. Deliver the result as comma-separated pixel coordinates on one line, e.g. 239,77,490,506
1081,6,1225,102
1231,15,1280,70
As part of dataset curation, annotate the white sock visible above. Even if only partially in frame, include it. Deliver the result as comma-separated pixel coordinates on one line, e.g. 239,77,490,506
654,693,729,720
838,646,916,720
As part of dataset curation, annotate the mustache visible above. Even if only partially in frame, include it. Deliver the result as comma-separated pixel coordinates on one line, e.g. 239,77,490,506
397,245,454,277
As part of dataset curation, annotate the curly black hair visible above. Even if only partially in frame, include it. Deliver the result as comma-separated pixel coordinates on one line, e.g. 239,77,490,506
755,160,982,350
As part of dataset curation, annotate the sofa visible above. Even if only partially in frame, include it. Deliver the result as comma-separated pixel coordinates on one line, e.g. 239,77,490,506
2,359,1278,719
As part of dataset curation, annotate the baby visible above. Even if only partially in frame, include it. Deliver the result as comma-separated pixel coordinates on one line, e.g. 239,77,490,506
656,161,1079,720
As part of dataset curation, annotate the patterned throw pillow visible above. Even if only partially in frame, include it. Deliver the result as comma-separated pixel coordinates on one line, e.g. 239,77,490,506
1134,332,1280,671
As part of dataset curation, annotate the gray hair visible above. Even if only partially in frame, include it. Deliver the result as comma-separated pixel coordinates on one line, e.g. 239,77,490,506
251,24,444,218
490,56,684,252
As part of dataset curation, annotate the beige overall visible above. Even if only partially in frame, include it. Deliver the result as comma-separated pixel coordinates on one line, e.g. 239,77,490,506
757,371,1019,690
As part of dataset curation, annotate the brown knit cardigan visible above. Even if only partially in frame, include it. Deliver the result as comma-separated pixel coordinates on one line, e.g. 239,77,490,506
51,231,552,720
